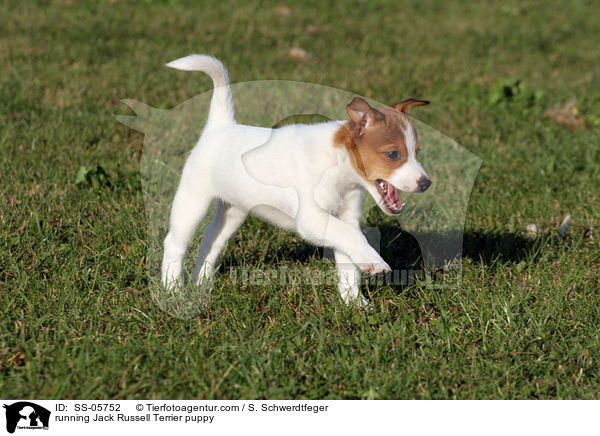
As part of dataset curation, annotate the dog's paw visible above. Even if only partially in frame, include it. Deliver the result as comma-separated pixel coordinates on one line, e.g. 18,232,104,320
338,285,372,309
351,248,391,275
361,261,391,275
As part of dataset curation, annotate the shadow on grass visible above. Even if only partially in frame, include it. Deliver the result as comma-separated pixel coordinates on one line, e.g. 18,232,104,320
154,226,548,318
226,224,547,280
462,230,547,265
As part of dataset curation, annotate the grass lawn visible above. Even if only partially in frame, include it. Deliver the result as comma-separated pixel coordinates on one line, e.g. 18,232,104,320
1,0,599,399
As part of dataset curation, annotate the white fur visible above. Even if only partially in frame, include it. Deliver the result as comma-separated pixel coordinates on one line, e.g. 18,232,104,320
161,54,426,307
389,123,430,193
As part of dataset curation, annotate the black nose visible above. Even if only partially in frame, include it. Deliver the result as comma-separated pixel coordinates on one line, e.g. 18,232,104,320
417,177,431,192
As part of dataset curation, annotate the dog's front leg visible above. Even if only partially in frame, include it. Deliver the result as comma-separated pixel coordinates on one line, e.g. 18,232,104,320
333,188,369,307
334,250,369,307
296,197,390,275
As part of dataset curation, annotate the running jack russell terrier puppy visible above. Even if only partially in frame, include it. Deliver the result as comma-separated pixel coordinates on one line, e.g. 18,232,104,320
161,54,431,307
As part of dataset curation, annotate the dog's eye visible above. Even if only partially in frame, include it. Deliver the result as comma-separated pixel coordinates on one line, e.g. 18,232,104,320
386,151,400,160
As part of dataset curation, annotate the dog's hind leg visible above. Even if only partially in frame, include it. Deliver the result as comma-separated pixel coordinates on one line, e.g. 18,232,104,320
162,185,213,290
193,200,247,287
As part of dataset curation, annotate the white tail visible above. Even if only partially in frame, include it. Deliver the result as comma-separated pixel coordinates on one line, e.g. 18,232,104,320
166,54,235,128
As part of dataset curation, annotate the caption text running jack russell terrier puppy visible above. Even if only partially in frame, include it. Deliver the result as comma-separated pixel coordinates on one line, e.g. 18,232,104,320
161,54,431,307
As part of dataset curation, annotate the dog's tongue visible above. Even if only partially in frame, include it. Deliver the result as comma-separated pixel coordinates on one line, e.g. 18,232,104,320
384,181,403,212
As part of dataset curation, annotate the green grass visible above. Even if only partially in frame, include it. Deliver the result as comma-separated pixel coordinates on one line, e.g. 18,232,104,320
1,0,599,399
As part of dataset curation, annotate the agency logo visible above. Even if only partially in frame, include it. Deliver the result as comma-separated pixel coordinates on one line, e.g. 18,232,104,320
2,402,50,434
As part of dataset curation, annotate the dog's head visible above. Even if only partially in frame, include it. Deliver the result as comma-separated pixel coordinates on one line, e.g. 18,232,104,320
335,96,431,215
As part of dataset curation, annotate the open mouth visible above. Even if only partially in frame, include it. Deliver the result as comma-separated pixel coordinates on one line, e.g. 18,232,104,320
375,179,404,215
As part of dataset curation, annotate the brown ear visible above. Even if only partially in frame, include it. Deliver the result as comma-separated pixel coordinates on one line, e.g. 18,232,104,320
393,98,430,113
346,97,384,137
